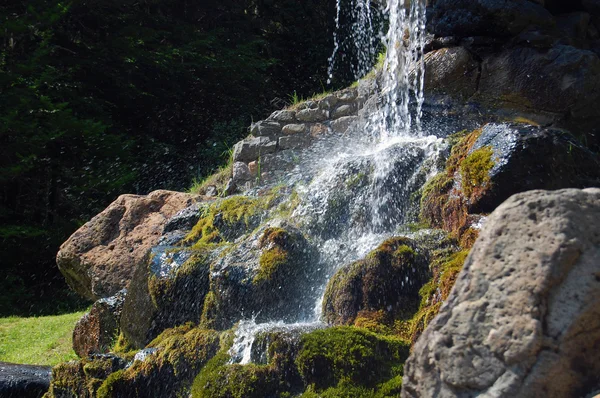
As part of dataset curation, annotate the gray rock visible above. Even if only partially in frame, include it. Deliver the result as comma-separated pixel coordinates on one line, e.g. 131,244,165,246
464,123,600,213
296,108,329,122
207,221,323,329
330,116,358,134
205,185,218,197
402,188,600,398
0,362,51,398
281,124,307,135
421,46,479,100
163,202,202,233
337,89,358,102
279,135,311,150
232,136,277,163
331,104,356,119
267,110,296,123
432,0,554,38
72,289,127,357
250,120,282,137
232,161,252,184
477,45,600,118
318,95,339,110
224,178,237,196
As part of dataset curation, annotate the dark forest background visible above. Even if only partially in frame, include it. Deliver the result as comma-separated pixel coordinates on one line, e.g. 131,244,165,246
0,0,383,315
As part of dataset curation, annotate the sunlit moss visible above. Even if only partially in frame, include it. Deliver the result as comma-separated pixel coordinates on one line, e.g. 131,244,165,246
460,146,494,199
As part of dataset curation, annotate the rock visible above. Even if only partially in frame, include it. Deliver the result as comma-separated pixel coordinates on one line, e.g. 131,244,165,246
421,47,479,100
318,95,339,110
279,135,310,150
57,190,198,300
163,202,202,234
467,123,600,213
337,89,358,102
309,123,330,138
0,362,51,398
267,110,296,123
206,221,322,329
477,45,600,118
296,108,329,122
204,185,218,197
248,161,258,176
232,161,253,185
250,120,282,137
556,12,591,45
330,116,358,134
432,0,554,38
46,326,218,398
330,104,356,119
73,289,127,358
232,136,277,163
322,237,430,326
281,124,307,135
120,246,211,348
402,188,600,398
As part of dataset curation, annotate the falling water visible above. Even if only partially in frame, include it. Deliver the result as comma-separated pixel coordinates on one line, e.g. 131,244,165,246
327,0,382,84
229,0,434,363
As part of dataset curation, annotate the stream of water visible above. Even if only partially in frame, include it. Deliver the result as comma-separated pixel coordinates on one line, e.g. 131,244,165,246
229,0,435,363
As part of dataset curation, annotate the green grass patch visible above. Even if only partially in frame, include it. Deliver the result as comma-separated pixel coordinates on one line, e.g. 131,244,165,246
0,310,86,365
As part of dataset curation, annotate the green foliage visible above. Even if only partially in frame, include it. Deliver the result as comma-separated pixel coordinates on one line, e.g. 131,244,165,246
0,310,86,365
0,0,341,315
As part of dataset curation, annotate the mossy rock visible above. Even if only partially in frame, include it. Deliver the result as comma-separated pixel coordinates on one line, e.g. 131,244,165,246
45,356,127,398
322,237,430,327
120,250,212,348
96,324,220,398
295,327,409,392
205,222,322,330
192,328,302,398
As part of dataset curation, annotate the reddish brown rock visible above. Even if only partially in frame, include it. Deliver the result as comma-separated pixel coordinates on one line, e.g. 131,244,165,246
72,290,127,358
57,190,199,300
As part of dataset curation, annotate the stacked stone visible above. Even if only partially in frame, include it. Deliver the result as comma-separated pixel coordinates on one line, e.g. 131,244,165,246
230,88,366,191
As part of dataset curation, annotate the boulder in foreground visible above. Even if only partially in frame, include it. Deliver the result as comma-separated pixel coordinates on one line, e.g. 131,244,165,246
403,188,600,398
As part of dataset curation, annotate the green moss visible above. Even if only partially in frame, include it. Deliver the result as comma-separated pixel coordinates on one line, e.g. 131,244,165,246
419,128,490,246
295,327,409,392
396,249,470,344
254,247,289,284
96,369,126,398
188,161,233,196
345,172,368,189
460,146,494,199
200,291,219,329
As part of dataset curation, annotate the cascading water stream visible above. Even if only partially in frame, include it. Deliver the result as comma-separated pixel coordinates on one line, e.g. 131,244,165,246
229,0,435,364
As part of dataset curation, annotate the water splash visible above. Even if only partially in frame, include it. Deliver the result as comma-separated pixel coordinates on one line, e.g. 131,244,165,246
229,0,433,363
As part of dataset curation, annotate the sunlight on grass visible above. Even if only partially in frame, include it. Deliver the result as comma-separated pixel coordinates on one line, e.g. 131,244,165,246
0,311,86,366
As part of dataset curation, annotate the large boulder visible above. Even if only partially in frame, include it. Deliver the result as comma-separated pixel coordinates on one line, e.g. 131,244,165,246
57,190,199,300
477,45,600,119
403,188,600,398
422,47,480,100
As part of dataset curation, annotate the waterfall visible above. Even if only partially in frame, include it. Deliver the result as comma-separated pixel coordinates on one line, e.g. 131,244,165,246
229,0,434,364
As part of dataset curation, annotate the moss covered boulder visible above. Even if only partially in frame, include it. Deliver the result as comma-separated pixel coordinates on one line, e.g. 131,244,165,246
420,123,600,247
191,326,409,398
322,237,430,327
119,193,284,347
205,221,322,330
45,324,220,398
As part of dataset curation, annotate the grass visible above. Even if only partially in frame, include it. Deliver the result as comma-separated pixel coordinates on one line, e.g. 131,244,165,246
0,310,86,366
